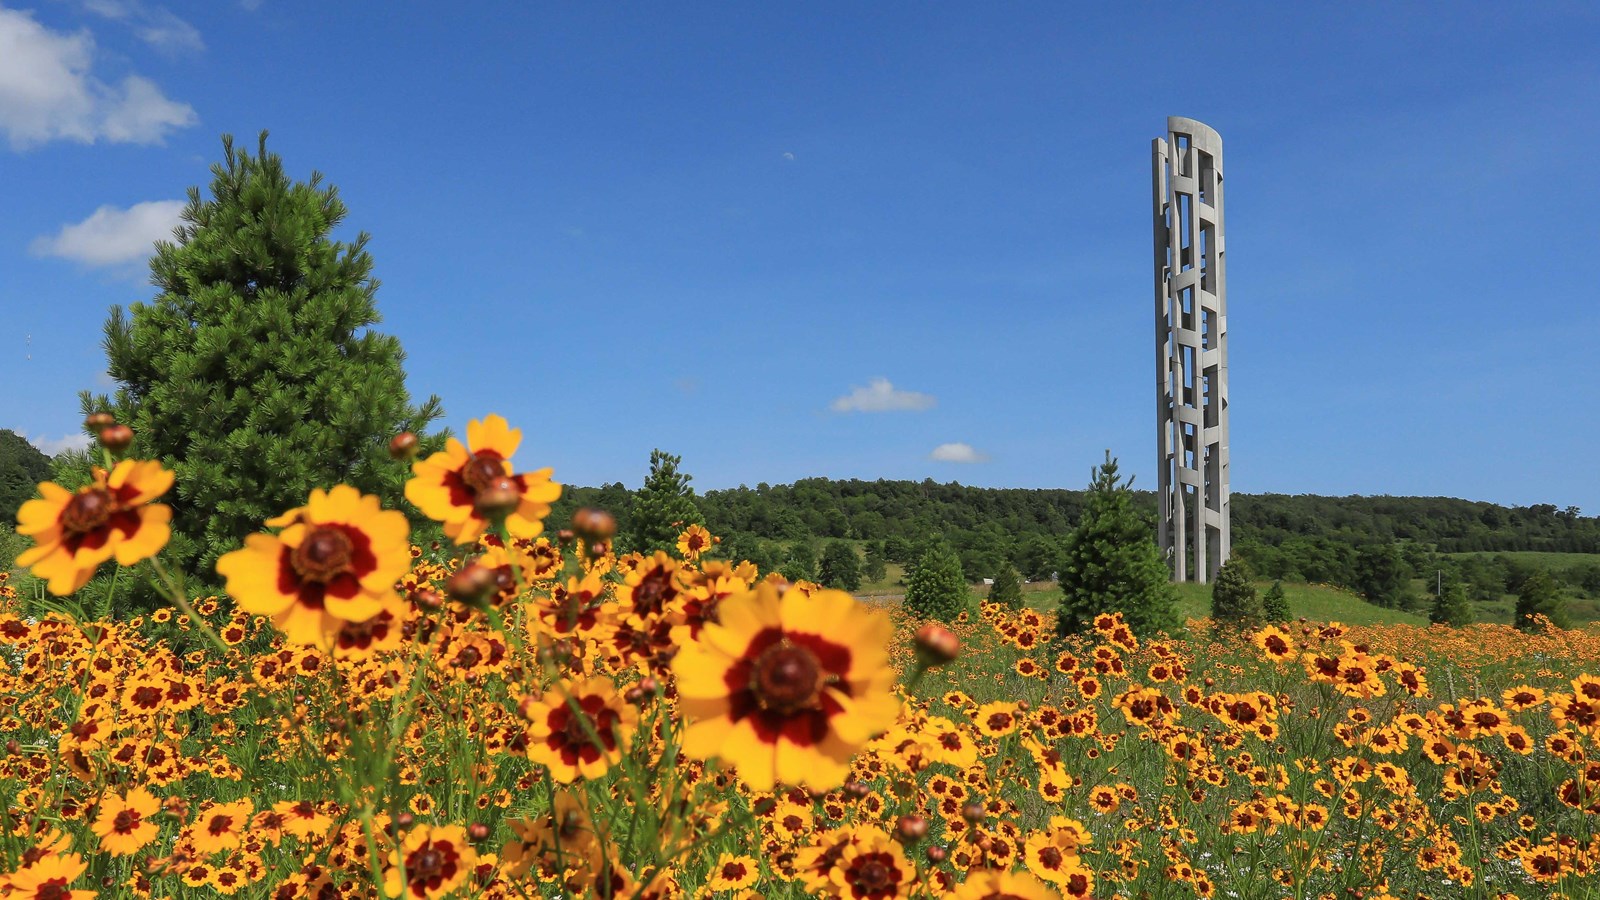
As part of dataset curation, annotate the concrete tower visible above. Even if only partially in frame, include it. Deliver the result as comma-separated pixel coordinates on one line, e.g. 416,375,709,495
1153,117,1229,583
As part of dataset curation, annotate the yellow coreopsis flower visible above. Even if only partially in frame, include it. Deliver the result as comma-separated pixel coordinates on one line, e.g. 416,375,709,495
90,787,161,856
671,583,900,791
952,869,1063,900
404,414,561,545
16,460,173,595
521,676,639,783
216,485,410,648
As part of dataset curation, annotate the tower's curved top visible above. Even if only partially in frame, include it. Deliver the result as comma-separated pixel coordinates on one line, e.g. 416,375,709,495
1165,117,1223,160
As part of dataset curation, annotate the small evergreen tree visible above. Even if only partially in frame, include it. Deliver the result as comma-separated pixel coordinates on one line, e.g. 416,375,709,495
905,543,967,622
1261,579,1291,623
631,449,703,554
1428,579,1475,627
818,540,862,592
989,562,1024,610
83,133,444,579
1514,570,1570,632
1056,452,1178,638
861,540,888,584
1210,556,1263,628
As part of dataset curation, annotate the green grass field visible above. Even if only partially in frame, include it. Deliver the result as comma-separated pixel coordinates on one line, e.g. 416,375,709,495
1443,550,1600,568
884,575,1432,627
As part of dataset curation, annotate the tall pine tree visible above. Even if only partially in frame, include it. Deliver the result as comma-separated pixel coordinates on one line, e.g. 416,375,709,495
83,133,443,579
1056,452,1178,638
631,449,703,554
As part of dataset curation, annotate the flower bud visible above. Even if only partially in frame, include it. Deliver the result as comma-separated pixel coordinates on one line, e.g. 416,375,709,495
410,589,445,612
572,507,617,542
446,564,496,605
914,623,960,666
926,845,947,863
895,814,927,843
84,412,115,430
99,424,134,453
474,476,521,520
388,432,419,460
961,801,985,823
468,823,490,842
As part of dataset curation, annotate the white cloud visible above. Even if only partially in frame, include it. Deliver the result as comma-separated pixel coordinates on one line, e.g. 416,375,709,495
97,75,194,141
31,199,184,267
930,442,989,464
0,5,197,149
81,0,204,55
830,377,935,413
26,432,91,456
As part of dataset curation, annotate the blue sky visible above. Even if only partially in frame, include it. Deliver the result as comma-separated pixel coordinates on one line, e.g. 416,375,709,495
1,2,1595,513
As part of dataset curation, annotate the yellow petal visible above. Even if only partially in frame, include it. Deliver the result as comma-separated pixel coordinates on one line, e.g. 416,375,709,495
16,492,67,536
274,603,336,648
108,459,174,504
217,534,295,616
112,504,170,566
467,414,522,459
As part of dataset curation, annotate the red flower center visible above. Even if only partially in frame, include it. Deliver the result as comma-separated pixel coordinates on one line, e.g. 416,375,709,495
850,856,898,894
461,455,506,493
292,527,354,583
751,642,823,715
36,882,71,900
411,847,446,881
113,809,140,833
62,488,114,534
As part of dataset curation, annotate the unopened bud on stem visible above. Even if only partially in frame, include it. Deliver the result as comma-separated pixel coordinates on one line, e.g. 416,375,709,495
388,432,419,460
914,622,960,666
99,424,134,453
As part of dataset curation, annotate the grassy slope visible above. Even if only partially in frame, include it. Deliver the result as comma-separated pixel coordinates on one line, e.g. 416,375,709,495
1442,550,1600,568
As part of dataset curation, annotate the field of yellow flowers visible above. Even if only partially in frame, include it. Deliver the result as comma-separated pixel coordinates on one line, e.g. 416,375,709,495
4,414,1600,899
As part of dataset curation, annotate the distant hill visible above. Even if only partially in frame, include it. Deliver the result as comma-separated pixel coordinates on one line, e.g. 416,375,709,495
551,477,1600,613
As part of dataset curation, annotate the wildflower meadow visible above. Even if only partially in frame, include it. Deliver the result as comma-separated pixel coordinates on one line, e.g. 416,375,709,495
3,413,1600,900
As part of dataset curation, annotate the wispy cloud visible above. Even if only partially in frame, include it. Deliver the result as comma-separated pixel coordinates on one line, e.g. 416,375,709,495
930,442,989,464
26,432,91,456
31,199,184,268
0,5,197,149
81,0,204,55
830,377,935,413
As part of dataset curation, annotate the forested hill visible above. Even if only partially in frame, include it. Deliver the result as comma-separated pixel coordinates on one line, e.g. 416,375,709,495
696,480,1599,554
555,476,1599,563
